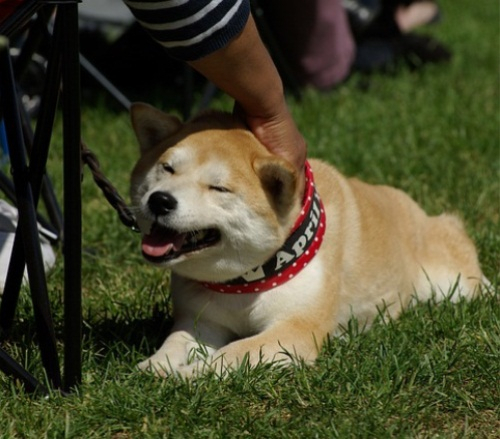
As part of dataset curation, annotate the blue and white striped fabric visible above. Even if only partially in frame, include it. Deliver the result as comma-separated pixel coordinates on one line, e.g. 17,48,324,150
123,0,250,60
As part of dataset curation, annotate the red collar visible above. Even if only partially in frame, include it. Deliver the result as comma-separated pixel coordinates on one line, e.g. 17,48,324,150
201,161,326,294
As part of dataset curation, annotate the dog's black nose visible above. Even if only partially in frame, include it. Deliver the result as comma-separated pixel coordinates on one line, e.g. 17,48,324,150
148,191,178,216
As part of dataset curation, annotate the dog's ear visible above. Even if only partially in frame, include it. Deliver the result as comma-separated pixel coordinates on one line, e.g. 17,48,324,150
130,102,182,153
254,157,299,218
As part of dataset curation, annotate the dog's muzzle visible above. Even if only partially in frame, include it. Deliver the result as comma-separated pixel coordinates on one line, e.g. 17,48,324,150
141,191,220,263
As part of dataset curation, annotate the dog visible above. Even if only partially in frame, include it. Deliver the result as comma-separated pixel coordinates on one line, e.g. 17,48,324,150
129,102,487,378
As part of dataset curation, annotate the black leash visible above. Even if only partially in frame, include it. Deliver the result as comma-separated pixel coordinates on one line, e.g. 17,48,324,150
80,141,140,233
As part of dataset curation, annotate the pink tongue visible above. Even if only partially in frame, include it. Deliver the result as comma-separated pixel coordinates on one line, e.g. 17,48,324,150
142,228,186,258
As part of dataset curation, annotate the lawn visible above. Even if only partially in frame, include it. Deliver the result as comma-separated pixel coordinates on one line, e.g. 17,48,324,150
1,0,499,437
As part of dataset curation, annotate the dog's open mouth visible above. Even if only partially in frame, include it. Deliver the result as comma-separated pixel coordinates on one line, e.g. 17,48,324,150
141,224,221,263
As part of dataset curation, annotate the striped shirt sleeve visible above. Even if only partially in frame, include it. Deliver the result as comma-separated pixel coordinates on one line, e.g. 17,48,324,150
123,0,250,61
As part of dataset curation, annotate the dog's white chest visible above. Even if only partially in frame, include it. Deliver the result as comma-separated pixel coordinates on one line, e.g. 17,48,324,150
175,255,326,338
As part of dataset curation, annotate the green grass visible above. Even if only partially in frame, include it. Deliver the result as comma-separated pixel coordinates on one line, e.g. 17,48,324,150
1,0,499,437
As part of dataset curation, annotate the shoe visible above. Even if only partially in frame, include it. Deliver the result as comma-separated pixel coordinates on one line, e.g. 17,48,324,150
353,32,451,73
398,33,452,68
0,200,56,292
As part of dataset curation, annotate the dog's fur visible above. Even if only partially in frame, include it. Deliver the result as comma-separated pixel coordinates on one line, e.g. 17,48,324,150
129,102,487,377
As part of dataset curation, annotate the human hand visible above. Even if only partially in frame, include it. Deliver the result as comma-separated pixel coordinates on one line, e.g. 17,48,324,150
234,101,307,173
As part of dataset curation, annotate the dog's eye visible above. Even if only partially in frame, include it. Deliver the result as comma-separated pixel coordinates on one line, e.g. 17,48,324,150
209,185,231,193
162,163,175,174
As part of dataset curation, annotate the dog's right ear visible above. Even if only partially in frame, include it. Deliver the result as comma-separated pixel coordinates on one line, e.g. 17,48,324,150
130,102,182,153
254,156,299,219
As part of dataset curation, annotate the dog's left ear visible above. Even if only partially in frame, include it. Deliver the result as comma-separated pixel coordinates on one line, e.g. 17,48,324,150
254,157,299,218
130,102,182,153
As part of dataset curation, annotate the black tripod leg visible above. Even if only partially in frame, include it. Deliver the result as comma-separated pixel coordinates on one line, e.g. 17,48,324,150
0,346,48,395
60,3,82,392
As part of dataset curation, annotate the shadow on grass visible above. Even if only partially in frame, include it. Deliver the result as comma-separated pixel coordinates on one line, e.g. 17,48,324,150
83,303,174,363
0,300,174,373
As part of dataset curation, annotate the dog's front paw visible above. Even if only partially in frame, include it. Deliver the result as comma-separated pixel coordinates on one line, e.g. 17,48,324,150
174,363,200,378
175,361,224,379
175,355,235,379
137,358,173,378
138,359,205,379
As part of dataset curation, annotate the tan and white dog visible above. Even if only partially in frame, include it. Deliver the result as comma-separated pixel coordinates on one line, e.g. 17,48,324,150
129,102,487,378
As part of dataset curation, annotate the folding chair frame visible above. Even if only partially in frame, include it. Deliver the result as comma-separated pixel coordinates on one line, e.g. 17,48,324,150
0,0,82,393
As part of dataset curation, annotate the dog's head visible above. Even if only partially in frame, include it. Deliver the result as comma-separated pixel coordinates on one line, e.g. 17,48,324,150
130,103,301,282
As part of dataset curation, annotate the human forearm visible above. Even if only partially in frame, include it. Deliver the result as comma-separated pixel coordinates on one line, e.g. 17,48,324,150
188,16,284,121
